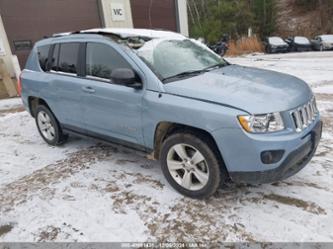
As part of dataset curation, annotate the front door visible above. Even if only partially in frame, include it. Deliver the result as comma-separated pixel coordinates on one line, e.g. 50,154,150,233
81,42,144,145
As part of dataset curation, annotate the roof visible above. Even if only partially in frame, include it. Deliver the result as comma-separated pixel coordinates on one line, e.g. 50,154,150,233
81,28,185,39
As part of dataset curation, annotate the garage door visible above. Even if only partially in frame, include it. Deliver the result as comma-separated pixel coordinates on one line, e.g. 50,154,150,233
0,0,102,68
130,0,178,32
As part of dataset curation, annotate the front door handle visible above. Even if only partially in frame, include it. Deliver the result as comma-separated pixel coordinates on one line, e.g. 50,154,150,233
82,86,95,93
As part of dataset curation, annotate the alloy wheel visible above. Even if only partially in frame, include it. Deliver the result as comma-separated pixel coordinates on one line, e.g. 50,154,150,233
166,143,209,191
37,111,55,141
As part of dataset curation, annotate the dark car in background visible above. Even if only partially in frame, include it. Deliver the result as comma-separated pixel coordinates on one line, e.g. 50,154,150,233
264,36,289,53
311,35,333,51
285,36,312,52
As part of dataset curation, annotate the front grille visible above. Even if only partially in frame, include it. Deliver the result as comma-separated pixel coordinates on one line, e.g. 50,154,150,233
290,97,318,132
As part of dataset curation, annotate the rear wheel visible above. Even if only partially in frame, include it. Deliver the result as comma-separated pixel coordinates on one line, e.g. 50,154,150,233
35,105,67,146
160,132,224,199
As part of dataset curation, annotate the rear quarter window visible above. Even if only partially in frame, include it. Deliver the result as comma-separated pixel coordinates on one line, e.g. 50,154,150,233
37,45,50,71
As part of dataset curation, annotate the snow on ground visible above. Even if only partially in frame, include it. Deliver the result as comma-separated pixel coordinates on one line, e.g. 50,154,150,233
0,98,23,112
1,51,333,242
227,51,333,89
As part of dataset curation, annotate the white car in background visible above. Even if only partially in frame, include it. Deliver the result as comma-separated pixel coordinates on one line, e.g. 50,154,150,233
312,35,333,51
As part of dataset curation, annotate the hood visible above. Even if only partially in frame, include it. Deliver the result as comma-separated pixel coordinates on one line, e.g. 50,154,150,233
163,65,313,114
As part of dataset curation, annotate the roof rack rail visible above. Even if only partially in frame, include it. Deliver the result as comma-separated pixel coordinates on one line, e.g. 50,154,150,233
50,28,183,40
51,30,122,38
52,30,81,37
52,32,72,37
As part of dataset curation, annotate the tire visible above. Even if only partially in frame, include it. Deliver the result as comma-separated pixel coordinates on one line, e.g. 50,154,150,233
266,46,271,54
35,105,67,146
160,132,225,199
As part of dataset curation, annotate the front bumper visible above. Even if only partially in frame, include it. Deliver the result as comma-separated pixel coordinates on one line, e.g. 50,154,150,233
229,121,322,184
271,46,289,53
323,44,333,50
212,118,322,184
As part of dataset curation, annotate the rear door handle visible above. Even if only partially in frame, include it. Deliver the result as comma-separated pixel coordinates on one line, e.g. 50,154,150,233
82,86,95,93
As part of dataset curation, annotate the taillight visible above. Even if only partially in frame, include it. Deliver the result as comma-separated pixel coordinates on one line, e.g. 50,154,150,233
17,73,22,96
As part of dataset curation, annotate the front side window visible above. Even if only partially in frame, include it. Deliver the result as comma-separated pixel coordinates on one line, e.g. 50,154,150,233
86,43,131,80
37,45,50,71
57,43,80,74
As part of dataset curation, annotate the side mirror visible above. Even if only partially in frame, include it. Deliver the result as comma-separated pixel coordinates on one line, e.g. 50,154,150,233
110,68,142,89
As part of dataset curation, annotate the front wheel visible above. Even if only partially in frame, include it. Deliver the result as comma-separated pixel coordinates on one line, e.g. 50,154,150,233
266,46,272,54
160,132,223,199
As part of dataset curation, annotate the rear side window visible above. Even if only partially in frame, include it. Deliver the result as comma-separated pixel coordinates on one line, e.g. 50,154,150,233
86,43,131,80
37,45,50,71
58,43,80,74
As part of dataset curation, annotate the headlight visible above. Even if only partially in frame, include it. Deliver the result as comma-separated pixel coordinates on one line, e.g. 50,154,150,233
238,113,285,133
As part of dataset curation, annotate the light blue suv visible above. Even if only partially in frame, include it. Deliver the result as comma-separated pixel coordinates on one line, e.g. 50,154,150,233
20,28,322,198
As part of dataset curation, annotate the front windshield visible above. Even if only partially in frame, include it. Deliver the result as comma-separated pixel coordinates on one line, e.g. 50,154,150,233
136,38,227,81
268,37,286,46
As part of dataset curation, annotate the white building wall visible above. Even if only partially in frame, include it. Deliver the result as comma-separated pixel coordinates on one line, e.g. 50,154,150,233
177,0,189,36
100,0,134,28
0,14,15,77
101,0,189,36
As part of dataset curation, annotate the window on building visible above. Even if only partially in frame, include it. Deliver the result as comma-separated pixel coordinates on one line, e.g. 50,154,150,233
86,43,131,80
37,45,50,71
58,43,80,74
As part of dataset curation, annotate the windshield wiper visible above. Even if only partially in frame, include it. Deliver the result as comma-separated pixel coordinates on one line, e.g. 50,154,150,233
203,62,227,71
162,69,209,83
162,62,229,83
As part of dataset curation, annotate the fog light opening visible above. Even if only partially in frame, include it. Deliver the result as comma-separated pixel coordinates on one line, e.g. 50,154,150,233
261,150,284,164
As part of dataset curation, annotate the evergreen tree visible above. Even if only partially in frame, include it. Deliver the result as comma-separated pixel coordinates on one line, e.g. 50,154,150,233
251,0,276,37
188,0,275,43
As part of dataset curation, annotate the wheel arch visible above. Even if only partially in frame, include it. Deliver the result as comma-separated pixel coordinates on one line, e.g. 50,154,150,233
153,122,224,163
28,96,51,118
154,121,230,182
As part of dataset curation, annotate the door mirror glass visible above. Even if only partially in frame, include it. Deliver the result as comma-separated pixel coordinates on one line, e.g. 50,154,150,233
111,68,142,89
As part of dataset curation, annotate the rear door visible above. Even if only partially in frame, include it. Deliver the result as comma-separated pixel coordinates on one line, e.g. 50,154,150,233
81,42,144,145
46,42,85,128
